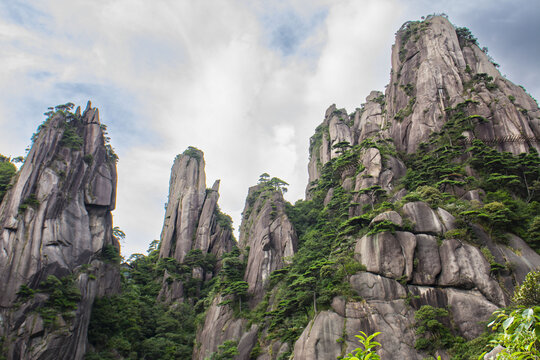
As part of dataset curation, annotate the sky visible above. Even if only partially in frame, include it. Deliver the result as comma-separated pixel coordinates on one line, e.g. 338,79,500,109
1,0,539,257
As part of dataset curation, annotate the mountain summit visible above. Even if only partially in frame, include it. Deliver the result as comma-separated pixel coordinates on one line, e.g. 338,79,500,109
1,15,539,360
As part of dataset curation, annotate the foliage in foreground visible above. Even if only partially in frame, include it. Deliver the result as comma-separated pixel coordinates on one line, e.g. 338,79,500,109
485,306,540,359
86,244,198,360
0,155,16,203
340,331,381,360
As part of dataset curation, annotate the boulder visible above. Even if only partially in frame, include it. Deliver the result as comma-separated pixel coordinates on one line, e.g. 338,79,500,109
350,272,406,300
292,311,344,360
402,201,445,234
439,239,505,306
370,210,403,227
412,234,441,285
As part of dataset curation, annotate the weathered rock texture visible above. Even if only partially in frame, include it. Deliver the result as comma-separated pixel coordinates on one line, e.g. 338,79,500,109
158,149,235,302
193,183,297,359
191,15,540,360
295,15,540,360
0,102,120,360
239,185,297,305
386,16,540,154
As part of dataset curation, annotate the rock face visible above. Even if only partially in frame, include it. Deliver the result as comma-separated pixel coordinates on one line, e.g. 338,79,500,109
294,15,540,360
192,296,255,360
385,16,540,154
239,185,297,305
193,182,297,359
190,15,540,360
0,102,120,360
158,148,235,302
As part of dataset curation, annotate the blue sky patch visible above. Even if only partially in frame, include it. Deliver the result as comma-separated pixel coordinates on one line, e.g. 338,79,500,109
260,6,328,56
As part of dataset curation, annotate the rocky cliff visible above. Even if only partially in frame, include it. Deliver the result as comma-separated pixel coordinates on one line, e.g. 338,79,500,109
157,147,235,303
386,16,540,154
193,15,540,360
294,15,540,360
194,180,297,359
0,102,120,360
239,184,297,306
21,14,536,360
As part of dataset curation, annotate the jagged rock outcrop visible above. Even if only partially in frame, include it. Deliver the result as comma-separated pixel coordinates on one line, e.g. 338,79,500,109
295,15,540,360
239,184,297,305
158,148,235,302
0,102,120,360
386,16,540,154
194,182,297,360
192,15,540,360
306,92,393,197
193,295,255,360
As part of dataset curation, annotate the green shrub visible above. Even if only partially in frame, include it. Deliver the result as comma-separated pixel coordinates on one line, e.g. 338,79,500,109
527,216,540,251
60,122,83,150
512,270,540,307
0,155,16,203
486,307,540,359
18,194,40,213
341,331,381,360
414,305,458,353
182,146,202,161
209,340,239,360
100,244,122,264
83,154,94,165
38,275,81,327
455,27,478,46
16,284,36,300
394,97,416,122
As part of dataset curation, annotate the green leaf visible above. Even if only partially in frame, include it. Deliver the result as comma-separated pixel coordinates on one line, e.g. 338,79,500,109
502,316,515,330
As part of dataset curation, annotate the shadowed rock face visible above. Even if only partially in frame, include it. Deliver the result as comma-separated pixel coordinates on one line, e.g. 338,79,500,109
158,150,235,303
386,16,540,154
294,16,540,360
192,16,540,360
239,185,297,305
0,102,120,360
193,184,297,360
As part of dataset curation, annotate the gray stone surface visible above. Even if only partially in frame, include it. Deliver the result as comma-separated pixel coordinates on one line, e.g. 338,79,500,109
158,150,207,263
355,232,404,278
292,311,344,360
193,296,251,360
402,201,445,234
158,153,234,302
370,210,403,227
412,234,441,285
0,102,120,360
385,16,540,154
439,239,505,306
239,186,297,305
350,272,406,300
445,288,499,339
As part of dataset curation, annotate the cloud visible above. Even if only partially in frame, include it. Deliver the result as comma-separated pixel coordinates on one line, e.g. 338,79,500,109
0,0,538,256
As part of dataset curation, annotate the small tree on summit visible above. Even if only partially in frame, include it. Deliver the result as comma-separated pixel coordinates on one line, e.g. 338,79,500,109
258,173,270,184
268,177,288,193
257,173,288,193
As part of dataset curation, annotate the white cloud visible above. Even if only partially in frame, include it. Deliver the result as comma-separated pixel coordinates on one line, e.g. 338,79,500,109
1,0,538,256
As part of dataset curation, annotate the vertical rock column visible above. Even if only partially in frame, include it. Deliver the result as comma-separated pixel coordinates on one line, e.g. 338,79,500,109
239,184,297,306
0,102,120,360
158,148,235,302
385,16,540,154
193,182,297,360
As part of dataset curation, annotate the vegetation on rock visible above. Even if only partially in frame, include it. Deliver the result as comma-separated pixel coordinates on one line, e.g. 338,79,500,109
0,155,16,203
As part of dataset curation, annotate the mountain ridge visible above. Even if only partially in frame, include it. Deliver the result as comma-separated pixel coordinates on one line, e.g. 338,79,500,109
1,14,539,360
